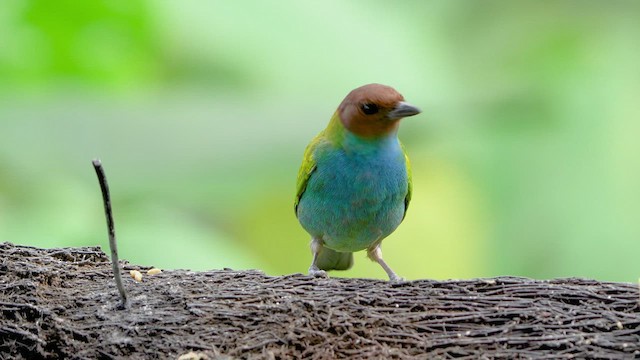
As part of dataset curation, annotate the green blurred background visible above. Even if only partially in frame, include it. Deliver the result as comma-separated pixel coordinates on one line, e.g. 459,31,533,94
1,1,638,281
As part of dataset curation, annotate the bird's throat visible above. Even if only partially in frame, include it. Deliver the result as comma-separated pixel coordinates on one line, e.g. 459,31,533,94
325,110,399,151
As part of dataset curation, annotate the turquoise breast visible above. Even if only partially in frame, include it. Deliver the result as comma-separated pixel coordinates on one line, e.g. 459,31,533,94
297,134,408,252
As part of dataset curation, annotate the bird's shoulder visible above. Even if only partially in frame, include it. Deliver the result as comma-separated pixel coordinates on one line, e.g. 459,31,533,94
401,141,412,219
294,131,328,215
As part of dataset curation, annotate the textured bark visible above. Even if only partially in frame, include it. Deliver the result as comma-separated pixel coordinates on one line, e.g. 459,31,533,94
1,242,639,359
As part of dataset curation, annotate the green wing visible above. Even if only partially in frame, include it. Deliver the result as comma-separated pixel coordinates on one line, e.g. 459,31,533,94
294,134,322,216
401,142,412,220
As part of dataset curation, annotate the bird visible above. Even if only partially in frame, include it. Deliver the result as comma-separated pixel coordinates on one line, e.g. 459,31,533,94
294,83,421,281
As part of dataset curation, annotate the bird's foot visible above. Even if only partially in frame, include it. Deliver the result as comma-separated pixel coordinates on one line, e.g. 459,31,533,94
388,274,406,283
308,267,328,278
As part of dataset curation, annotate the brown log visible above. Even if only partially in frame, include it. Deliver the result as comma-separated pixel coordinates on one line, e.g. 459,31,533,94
1,242,638,359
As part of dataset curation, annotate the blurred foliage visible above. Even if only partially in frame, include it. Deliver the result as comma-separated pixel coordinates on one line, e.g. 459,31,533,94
0,1,639,281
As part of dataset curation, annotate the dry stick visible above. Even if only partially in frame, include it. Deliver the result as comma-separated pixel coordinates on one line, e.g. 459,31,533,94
92,159,128,309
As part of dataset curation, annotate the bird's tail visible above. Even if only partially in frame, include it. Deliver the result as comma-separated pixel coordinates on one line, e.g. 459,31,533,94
317,247,353,271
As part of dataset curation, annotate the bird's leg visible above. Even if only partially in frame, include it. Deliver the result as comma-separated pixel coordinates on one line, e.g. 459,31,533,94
308,237,328,278
367,244,404,282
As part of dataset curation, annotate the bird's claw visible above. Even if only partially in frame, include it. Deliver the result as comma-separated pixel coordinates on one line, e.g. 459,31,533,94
308,268,328,278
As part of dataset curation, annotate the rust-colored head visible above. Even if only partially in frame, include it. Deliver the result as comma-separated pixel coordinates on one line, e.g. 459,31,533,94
337,83,421,138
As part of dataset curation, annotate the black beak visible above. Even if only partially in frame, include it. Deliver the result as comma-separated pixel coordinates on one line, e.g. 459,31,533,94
387,101,421,119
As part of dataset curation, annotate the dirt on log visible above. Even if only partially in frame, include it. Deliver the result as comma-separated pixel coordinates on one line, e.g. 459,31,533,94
1,242,639,359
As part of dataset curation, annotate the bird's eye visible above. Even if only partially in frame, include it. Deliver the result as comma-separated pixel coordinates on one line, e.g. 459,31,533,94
361,103,379,115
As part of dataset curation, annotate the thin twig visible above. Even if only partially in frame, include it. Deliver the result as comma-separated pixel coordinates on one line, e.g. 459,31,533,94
92,159,127,309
